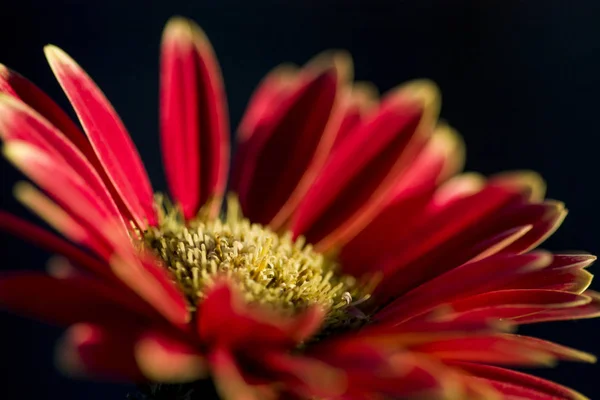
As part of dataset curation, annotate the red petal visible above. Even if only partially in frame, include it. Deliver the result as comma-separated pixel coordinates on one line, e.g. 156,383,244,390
160,18,229,219
489,170,546,202
0,65,96,161
331,81,378,150
373,185,530,301
233,56,346,228
291,81,437,251
237,64,299,142
411,334,595,366
513,290,600,324
352,318,509,349
261,352,347,398
135,330,206,382
197,281,324,349
314,343,458,399
448,289,591,313
44,45,155,228
0,273,156,326
209,347,263,400
0,95,124,225
0,212,112,279
495,201,567,254
373,252,552,324
4,143,122,258
452,362,587,400
340,124,465,275
500,268,593,294
56,323,144,381
110,250,190,327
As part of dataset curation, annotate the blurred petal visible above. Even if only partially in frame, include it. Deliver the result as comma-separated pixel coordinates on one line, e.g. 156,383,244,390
0,211,112,279
56,323,144,381
513,290,600,324
197,280,324,349
452,362,588,400
135,331,207,382
0,273,155,326
209,347,262,400
110,250,190,327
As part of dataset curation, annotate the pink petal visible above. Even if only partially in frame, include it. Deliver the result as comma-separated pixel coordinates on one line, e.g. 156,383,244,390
44,45,155,228
160,18,229,219
233,55,346,228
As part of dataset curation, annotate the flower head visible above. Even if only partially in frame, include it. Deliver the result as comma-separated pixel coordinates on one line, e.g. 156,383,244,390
1,17,599,400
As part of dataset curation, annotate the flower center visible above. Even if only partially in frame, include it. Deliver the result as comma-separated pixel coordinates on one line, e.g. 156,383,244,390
141,196,371,329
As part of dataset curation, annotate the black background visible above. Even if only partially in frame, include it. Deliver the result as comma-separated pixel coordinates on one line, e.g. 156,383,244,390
1,1,599,399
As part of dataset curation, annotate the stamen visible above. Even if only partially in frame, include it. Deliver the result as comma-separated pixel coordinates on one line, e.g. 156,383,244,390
141,195,372,329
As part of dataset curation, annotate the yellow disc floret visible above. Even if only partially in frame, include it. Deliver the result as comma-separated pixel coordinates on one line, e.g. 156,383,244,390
141,195,371,329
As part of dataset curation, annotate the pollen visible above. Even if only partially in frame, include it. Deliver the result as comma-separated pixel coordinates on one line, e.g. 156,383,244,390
141,195,372,328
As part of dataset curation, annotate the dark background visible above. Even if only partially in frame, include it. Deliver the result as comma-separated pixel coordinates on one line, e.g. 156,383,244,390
1,0,599,398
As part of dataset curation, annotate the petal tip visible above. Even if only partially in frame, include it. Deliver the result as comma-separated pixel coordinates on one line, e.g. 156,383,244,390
163,16,208,46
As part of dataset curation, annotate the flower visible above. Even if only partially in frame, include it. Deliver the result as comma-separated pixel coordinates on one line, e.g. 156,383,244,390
0,16,599,400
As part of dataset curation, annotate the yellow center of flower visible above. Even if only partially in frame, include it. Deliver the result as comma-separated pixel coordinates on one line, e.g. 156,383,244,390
141,195,371,328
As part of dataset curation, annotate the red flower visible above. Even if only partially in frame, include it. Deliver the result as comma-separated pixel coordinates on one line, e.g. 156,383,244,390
1,17,599,400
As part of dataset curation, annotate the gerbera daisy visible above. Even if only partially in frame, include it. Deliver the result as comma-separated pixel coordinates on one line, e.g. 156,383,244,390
1,16,599,400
